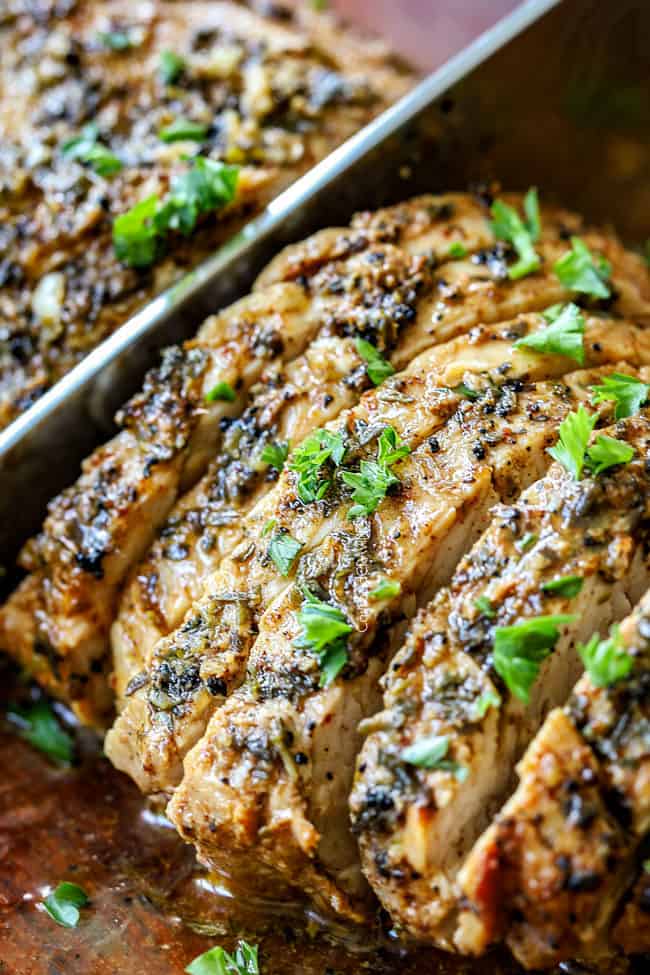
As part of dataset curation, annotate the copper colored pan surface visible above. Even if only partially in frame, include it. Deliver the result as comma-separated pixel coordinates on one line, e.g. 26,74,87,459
0,685,522,975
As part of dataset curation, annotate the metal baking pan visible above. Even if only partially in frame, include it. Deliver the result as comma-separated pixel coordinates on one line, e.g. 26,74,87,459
3,0,649,571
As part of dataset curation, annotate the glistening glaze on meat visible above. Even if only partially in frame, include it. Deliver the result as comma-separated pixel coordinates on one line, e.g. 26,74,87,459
351,412,650,955
458,583,650,969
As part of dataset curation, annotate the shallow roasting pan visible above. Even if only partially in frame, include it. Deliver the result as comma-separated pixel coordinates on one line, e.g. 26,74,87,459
1,0,649,570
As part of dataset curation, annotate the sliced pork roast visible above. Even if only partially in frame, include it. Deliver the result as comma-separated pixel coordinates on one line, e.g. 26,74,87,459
110,308,650,707
4,192,626,724
106,313,594,791
106,292,650,794
0,284,318,723
457,585,650,969
351,410,650,951
166,367,648,922
109,192,622,702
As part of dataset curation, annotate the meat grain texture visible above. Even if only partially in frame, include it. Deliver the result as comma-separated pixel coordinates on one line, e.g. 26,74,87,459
1,185,650,970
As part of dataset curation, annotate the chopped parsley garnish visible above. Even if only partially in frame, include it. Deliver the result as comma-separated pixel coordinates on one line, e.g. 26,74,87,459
267,531,302,576
6,700,74,764
523,186,541,241
341,426,410,519
447,241,468,259
369,577,401,600
542,302,565,321
289,429,346,503
61,124,122,176
490,188,541,279
474,595,497,618
261,441,289,472
453,382,480,401
186,940,259,975
514,303,585,364
517,532,538,552
401,734,467,780
261,518,276,537
548,405,597,479
554,236,611,298
113,157,238,267
112,195,159,267
355,337,395,386
541,575,584,598
205,381,236,403
472,688,501,720
493,614,576,703
158,118,209,143
294,590,352,686
43,882,89,928
578,624,632,688
585,434,635,475
97,30,134,51
591,372,650,419
160,50,186,84
549,406,635,478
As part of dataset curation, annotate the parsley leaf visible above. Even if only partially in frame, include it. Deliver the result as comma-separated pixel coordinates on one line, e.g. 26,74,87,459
554,236,611,298
186,940,259,975
7,700,74,764
341,426,410,519
160,50,185,84
547,405,597,479
261,441,289,472
401,734,468,780
61,124,122,176
43,882,88,928
542,303,566,322
541,575,584,598
490,188,541,279
377,425,411,467
493,614,576,703
342,461,397,519
113,194,160,267
294,590,352,686
205,381,236,403
474,595,496,618
369,577,401,600
591,372,650,419
97,30,134,51
289,429,346,503
523,186,541,242
447,241,468,259
515,303,585,364
548,406,635,479
355,337,395,386
267,531,302,576
158,118,209,143
155,157,238,236
578,625,632,688
453,382,480,401
517,532,538,552
585,434,635,475
113,157,238,267
472,688,501,720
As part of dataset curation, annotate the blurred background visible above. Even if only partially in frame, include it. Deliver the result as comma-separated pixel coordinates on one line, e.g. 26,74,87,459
325,0,520,70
